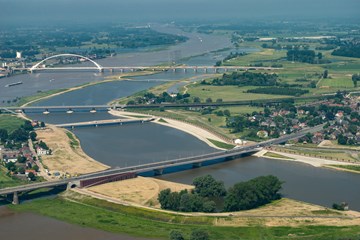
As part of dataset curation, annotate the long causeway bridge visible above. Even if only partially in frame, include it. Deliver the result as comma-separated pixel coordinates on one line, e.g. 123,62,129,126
55,118,155,128
12,53,282,73
0,124,323,204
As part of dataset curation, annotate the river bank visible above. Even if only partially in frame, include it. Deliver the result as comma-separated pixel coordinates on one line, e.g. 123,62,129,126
256,149,360,174
35,125,109,176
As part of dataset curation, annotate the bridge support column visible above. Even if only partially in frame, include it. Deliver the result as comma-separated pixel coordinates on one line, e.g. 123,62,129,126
109,68,114,73
99,68,104,73
154,169,164,176
192,162,202,168
204,68,207,73
12,192,19,205
67,182,78,190
183,68,186,73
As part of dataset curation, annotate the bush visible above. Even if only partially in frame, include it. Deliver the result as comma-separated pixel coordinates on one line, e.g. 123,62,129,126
190,229,209,240
170,230,185,240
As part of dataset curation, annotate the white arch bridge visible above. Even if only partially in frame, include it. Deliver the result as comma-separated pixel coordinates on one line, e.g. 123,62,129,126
17,53,282,73
29,53,104,72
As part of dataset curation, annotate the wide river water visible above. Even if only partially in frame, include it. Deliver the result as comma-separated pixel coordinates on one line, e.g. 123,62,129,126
0,24,359,239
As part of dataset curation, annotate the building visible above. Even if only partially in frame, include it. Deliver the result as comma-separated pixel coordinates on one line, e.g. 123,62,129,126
16,52,22,59
36,147,49,156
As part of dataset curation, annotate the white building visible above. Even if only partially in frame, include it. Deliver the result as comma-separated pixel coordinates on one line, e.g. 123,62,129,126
36,147,49,156
16,52,22,59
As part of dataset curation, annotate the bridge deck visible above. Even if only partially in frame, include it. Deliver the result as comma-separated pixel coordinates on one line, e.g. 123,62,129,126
55,118,155,128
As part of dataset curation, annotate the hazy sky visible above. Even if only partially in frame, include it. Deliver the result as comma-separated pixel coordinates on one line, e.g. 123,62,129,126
1,0,359,25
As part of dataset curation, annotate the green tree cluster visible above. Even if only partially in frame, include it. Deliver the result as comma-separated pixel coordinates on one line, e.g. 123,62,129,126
205,72,278,86
224,175,282,211
159,175,283,213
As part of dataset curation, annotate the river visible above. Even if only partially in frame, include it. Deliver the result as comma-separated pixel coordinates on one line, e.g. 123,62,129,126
0,206,149,240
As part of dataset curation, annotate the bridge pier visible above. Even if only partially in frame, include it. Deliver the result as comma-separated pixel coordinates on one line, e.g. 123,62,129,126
154,169,164,176
12,192,19,205
192,162,202,168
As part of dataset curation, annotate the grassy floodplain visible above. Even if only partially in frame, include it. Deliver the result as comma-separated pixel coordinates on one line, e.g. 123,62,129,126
8,192,360,240
0,114,26,133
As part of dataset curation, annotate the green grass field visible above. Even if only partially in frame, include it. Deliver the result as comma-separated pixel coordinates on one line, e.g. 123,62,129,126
186,84,289,101
264,152,294,160
9,194,360,240
65,131,79,149
207,139,235,150
0,166,23,189
0,114,25,133
329,165,360,172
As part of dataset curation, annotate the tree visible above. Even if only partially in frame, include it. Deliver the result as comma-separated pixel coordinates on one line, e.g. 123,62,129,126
17,156,27,163
190,229,209,240
205,98,212,103
38,141,49,150
216,98,223,103
9,128,28,142
5,162,17,172
0,128,8,142
18,166,25,174
40,121,46,128
323,70,328,79
223,109,231,117
193,97,201,103
32,165,39,172
29,131,37,141
224,175,282,211
28,172,36,181
337,134,348,145
352,74,360,87
170,230,184,240
22,120,34,131
193,175,226,198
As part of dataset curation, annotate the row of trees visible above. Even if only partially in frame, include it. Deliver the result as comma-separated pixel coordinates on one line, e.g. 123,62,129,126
332,44,360,58
286,49,324,64
170,229,209,240
247,87,309,96
127,92,191,105
215,51,247,66
158,175,283,213
203,72,278,86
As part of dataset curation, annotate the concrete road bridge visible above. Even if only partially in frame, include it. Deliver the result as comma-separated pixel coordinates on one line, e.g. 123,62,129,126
12,53,282,73
55,117,155,128
0,124,323,204
1,95,330,114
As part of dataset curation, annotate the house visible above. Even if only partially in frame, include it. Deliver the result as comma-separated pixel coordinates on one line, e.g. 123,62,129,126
25,169,37,176
36,147,49,156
